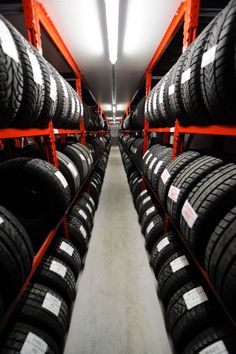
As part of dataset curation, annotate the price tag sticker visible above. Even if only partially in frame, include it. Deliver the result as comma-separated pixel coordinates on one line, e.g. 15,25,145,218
140,189,148,197
67,162,78,178
201,45,217,68
161,169,171,184
86,203,93,214
142,196,151,205
182,200,198,228
183,286,208,310
0,217,4,225
170,255,189,273
181,68,191,84
145,154,153,165
20,332,48,354
55,171,68,188
168,185,181,202
146,221,154,234
159,83,165,104
80,225,87,239
154,160,163,175
168,84,175,96
146,206,155,216
50,260,67,278
149,157,157,170
27,50,43,86
0,19,19,63
157,237,169,252
200,340,228,354
79,209,87,220
60,241,74,256
42,293,61,316
49,75,57,102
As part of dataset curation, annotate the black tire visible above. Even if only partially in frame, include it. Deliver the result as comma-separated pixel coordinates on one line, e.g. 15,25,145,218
157,251,196,307
1,322,60,354
57,151,80,197
68,215,89,257
182,323,236,354
62,145,84,182
150,231,182,277
69,204,93,235
167,155,223,225
135,189,150,211
200,1,236,124
0,158,71,240
167,280,218,349
16,283,69,345
0,16,23,127
7,26,44,127
150,149,172,189
80,192,96,216
35,255,76,307
88,182,100,209
142,144,162,176
131,178,143,203
52,72,69,128
157,151,201,206
137,195,154,221
49,237,81,279
180,163,236,264
144,214,164,253
73,198,94,226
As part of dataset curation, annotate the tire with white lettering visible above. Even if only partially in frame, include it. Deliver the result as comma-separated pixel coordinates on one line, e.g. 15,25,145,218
131,179,143,203
157,251,196,307
167,155,223,225
144,214,164,253
0,16,23,127
35,256,76,307
68,216,89,257
137,196,155,221
150,231,182,277
57,151,80,197
167,280,218,350
180,163,236,265
142,144,162,176
157,151,201,206
0,158,70,241
200,0,236,124
88,182,100,209
52,72,69,128
69,204,93,235
205,206,236,319
80,192,96,216
161,65,176,127
49,237,81,279
6,22,44,127
16,283,69,345
150,149,172,189
140,204,161,234
1,322,60,354
182,324,236,354
135,189,150,211
73,198,94,227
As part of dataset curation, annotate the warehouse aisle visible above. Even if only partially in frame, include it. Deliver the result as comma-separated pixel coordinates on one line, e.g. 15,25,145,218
64,146,172,354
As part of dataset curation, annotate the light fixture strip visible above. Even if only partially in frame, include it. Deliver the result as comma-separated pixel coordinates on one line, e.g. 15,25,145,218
104,0,120,64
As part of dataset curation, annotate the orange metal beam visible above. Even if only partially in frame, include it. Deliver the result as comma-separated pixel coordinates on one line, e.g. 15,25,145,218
22,0,42,52
183,0,200,50
147,1,186,73
36,1,81,79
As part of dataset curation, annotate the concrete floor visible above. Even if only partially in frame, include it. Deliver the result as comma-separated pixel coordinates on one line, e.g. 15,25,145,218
64,146,172,354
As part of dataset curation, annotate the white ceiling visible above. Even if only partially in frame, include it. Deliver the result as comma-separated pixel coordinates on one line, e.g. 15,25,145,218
40,0,182,117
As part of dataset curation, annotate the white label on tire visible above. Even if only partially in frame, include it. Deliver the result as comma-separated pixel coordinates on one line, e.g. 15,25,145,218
86,203,93,214
181,68,191,84
55,171,68,188
54,129,59,134
67,162,78,178
157,237,169,252
91,181,97,188
132,177,138,185
0,217,4,225
140,189,148,197
142,196,151,205
143,150,150,159
20,332,48,354
182,200,198,228
201,45,217,68
146,206,155,216
42,292,61,316
149,157,157,170
153,92,158,110
89,197,95,207
132,147,137,154
27,50,43,86
60,241,74,256
170,255,189,273
154,160,163,175
168,84,175,96
159,83,165,104
138,178,142,183
50,260,67,278
148,96,152,112
79,209,87,220
79,153,86,161
49,75,57,102
146,221,154,235
200,340,228,354
183,286,208,310
71,96,75,114
0,20,19,63
144,99,148,115
60,78,68,98
168,185,181,202
145,154,153,165
80,225,87,239
161,169,171,184
169,135,174,145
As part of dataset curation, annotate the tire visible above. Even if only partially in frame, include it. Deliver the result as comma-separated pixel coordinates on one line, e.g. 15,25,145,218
73,198,94,226
144,214,164,253
0,158,71,241
16,283,69,345
57,151,80,197
0,16,23,127
1,322,60,354
182,323,236,354
150,231,182,277
52,72,69,128
205,206,236,319
69,204,93,235
80,192,96,216
49,237,81,279
161,65,176,126
135,189,150,211
68,215,89,257
131,178,143,203
35,255,76,307
167,280,219,349
142,144,162,176
180,163,236,265
200,1,236,124
167,155,223,225
137,195,154,221
157,251,196,307
7,25,44,127
89,181,100,209
157,151,201,207
150,149,172,190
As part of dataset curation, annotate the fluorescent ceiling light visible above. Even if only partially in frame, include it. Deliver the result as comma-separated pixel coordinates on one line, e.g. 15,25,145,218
116,103,127,111
112,105,116,113
102,104,112,111
104,0,120,64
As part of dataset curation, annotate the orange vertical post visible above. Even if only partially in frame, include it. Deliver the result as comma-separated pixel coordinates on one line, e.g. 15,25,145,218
183,0,200,51
76,77,86,145
22,0,42,52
